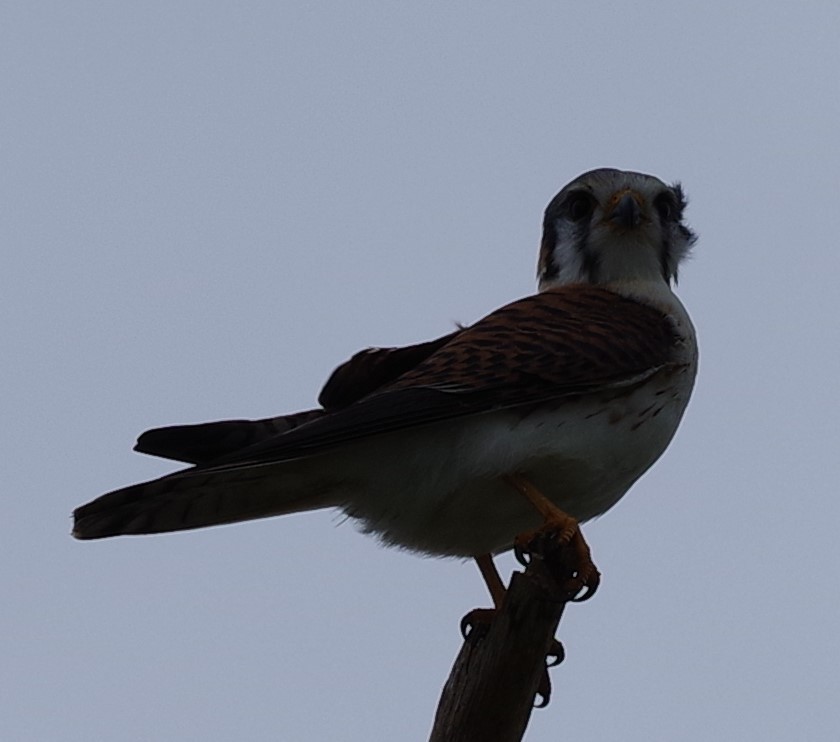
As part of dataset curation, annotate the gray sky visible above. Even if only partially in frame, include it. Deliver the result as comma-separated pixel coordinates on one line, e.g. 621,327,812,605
3,2,839,740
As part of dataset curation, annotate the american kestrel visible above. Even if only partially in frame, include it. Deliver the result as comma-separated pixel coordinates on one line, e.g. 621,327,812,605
74,168,697,603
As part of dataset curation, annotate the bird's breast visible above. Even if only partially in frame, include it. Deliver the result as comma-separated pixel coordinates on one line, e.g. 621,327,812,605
336,362,695,557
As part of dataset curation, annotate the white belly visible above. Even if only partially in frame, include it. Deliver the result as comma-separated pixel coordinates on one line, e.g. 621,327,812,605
330,363,695,557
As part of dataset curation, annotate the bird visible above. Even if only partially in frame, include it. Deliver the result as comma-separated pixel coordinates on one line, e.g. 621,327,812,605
73,167,698,604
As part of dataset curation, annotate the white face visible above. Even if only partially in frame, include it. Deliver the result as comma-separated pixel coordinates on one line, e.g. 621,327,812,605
538,168,696,290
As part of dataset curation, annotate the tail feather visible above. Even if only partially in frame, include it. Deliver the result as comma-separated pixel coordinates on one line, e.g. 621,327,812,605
134,410,326,465
72,461,333,540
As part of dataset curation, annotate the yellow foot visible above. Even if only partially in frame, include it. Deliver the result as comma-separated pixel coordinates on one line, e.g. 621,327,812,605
513,515,601,602
503,473,601,602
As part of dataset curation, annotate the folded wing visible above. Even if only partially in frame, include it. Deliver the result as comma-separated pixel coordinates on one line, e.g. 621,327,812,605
73,285,680,540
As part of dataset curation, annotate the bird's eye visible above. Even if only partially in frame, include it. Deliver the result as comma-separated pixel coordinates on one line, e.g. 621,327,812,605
566,193,594,222
654,193,677,221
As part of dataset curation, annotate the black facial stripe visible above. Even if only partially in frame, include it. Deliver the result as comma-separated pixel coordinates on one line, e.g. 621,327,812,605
539,222,560,281
539,215,594,282
578,225,599,282
561,213,597,282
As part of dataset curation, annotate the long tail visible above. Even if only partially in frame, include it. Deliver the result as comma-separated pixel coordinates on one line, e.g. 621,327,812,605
73,457,333,540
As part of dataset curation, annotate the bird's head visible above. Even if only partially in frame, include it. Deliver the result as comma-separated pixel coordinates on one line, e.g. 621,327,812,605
537,168,696,291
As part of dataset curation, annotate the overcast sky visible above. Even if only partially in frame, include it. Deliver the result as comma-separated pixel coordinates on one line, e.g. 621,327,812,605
3,2,839,741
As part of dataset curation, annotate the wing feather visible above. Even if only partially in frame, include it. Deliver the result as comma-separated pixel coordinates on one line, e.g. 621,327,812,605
73,285,682,539
317,330,460,409
133,410,326,465
195,285,680,470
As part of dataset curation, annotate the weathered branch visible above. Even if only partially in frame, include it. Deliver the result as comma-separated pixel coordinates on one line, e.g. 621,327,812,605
428,544,578,742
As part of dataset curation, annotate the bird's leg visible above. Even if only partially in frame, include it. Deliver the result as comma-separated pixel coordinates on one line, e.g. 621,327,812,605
472,554,565,672
460,552,564,707
459,553,506,639
504,473,601,602
477,552,507,607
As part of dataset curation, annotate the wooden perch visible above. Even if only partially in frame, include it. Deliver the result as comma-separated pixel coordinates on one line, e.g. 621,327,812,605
428,542,581,742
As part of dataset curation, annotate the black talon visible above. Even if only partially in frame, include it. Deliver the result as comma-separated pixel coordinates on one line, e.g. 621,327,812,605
570,577,600,603
460,608,493,640
535,672,552,708
514,542,531,566
570,587,594,602
459,613,472,639
546,639,565,667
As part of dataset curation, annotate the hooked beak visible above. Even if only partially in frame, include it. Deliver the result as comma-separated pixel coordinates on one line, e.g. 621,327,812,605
607,191,643,228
